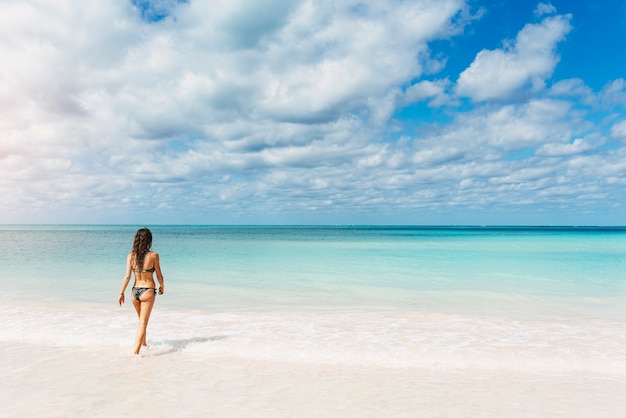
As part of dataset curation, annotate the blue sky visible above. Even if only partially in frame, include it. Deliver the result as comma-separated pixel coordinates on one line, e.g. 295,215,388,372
1,0,625,225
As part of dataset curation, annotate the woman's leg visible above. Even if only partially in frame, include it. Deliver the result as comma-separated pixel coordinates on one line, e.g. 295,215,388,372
131,295,147,346
133,292,156,355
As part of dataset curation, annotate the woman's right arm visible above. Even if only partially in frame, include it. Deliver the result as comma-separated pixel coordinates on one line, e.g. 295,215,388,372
154,252,165,295
118,253,133,306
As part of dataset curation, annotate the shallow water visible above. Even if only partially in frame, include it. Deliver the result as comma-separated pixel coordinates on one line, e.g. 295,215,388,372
1,225,626,416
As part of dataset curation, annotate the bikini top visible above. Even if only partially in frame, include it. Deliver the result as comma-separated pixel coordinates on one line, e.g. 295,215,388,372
135,267,155,273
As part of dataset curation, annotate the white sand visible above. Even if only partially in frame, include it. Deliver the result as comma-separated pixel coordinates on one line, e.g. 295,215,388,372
2,305,626,417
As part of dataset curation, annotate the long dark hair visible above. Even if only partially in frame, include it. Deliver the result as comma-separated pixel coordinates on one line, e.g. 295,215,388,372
131,228,152,271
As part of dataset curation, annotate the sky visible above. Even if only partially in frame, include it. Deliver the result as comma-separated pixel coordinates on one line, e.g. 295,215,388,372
1,0,626,225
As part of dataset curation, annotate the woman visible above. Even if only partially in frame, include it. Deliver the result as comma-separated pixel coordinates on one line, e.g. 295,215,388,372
118,228,165,355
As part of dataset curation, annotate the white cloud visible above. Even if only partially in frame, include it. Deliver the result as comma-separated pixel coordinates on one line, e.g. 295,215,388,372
534,3,556,17
1,0,625,224
424,99,573,155
535,137,599,156
0,0,472,220
548,78,595,105
456,13,572,101
402,79,452,107
611,120,626,140
599,78,626,107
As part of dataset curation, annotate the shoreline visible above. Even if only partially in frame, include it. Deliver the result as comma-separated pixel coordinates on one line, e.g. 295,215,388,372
3,340,626,417
2,294,626,416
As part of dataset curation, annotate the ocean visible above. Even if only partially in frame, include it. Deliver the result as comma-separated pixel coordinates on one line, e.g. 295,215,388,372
1,225,626,417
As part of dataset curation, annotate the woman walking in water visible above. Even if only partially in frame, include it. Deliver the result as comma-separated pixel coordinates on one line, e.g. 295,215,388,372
118,228,165,354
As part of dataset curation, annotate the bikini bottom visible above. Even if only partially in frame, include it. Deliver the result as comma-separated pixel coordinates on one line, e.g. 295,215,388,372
132,287,156,301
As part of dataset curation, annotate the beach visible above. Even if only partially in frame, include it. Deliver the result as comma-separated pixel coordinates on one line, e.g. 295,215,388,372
1,225,626,417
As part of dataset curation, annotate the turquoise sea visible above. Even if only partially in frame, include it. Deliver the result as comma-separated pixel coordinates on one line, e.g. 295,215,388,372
3,225,626,307
2,225,626,416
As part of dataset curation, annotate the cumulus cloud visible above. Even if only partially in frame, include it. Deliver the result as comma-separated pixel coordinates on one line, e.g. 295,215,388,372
599,78,626,107
0,0,471,221
402,79,453,107
534,2,556,17
535,137,599,156
611,120,626,140
456,12,572,101
548,78,595,104
1,0,625,224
